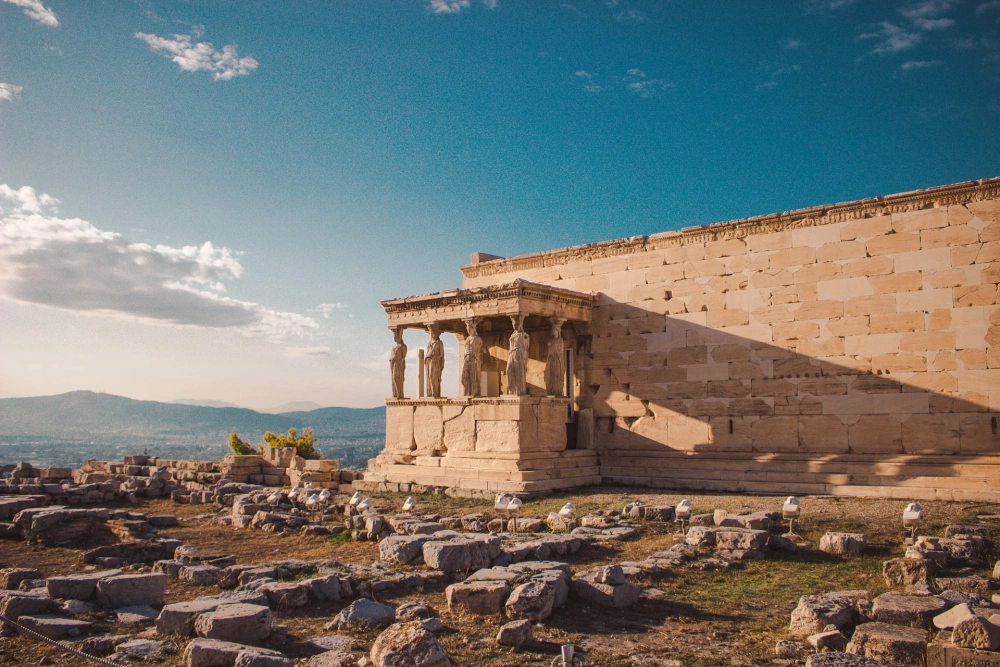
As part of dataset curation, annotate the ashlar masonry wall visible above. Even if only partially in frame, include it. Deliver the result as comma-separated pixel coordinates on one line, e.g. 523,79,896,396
459,178,1000,501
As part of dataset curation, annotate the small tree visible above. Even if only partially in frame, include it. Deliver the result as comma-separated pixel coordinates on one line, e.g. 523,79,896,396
228,431,259,456
262,427,321,460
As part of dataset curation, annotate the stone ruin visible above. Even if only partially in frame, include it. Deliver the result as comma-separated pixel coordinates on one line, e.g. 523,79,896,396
359,177,1000,503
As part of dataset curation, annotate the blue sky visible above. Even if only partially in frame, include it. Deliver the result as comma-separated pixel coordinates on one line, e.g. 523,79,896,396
1,0,999,409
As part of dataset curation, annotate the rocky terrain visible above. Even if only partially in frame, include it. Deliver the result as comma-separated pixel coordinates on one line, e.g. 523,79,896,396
1,457,999,667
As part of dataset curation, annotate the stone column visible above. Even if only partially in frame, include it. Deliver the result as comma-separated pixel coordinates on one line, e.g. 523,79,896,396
417,349,425,398
425,323,445,399
505,314,529,396
544,318,566,397
389,326,407,399
460,319,482,397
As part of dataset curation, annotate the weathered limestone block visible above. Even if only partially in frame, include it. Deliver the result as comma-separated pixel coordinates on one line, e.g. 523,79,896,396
184,638,285,667
0,591,54,621
96,573,167,608
716,530,768,551
193,604,273,643
505,580,555,621
789,594,854,638
180,566,223,587
327,599,396,631
936,576,995,597
820,533,867,556
806,653,902,667
156,599,224,636
302,651,356,667
870,592,947,629
115,639,178,661
413,406,444,454
883,558,932,587
443,407,475,453
17,614,91,640
953,615,1000,651
233,651,293,667
496,619,532,648
0,568,42,590
369,622,451,667
808,631,848,652
933,603,973,630
257,582,309,608
445,581,510,615
302,575,342,602
845,622,927,667
685,526,716,546
571,574,640,609
380,536,428,565
46,569,123,601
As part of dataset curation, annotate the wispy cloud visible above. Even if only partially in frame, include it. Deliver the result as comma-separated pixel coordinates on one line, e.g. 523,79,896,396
899,0,957,29
283,346,332,358
755,61,802,90
861,0,958,56
575,70,603,93
976,0,1000,13
860,22,923,53
624,68,671,98
0,83,23,102
0,184,317,339
900,59,941,69
428,0,470,13
135,33,258,80
803,0,856,13
1,0,58,27
784,39,806,49
309,303,347,318
614,8,646,23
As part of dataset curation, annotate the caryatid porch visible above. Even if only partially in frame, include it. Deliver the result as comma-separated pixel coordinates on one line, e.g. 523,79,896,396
364,279,601,495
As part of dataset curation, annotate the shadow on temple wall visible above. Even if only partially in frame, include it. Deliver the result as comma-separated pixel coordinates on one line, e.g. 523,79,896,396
577,298,999,493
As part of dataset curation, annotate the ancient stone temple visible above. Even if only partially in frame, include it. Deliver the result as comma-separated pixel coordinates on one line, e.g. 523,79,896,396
363,177,1000,500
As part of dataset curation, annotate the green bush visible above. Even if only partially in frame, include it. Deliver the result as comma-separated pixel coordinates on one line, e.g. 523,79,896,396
228,427,322,460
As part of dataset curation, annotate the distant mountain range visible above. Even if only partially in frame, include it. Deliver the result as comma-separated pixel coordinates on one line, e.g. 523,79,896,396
0,391,385,469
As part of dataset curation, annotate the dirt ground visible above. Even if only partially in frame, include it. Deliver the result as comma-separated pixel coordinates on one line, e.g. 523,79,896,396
1,488,998,667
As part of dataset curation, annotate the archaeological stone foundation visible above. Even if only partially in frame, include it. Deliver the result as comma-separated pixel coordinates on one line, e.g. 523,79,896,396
359,177,1000,502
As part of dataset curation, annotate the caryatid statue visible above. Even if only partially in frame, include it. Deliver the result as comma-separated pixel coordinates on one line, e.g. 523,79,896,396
389,326,407,399
425,324,445,399
505,314,529,396
544,318,566,397
460,319,482,397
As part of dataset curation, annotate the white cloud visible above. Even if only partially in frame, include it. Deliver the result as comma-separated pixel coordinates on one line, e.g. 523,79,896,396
977,0,1000,13
575,70,603,92
1,0,58,27
624,68,671,98
428,0,470,13
900,0,957,29
784,39,806,49
135,32,258,80
861,22,923,53
283,346,332,358
804,0,856,13
309,303,347,318
482,0,499,8
901,59,941,69
615,8,646,23
0,83,23,102
0,184,317,339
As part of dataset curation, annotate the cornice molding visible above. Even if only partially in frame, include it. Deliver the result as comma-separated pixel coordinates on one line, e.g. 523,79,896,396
382,278,597,314
460,176,1000,279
